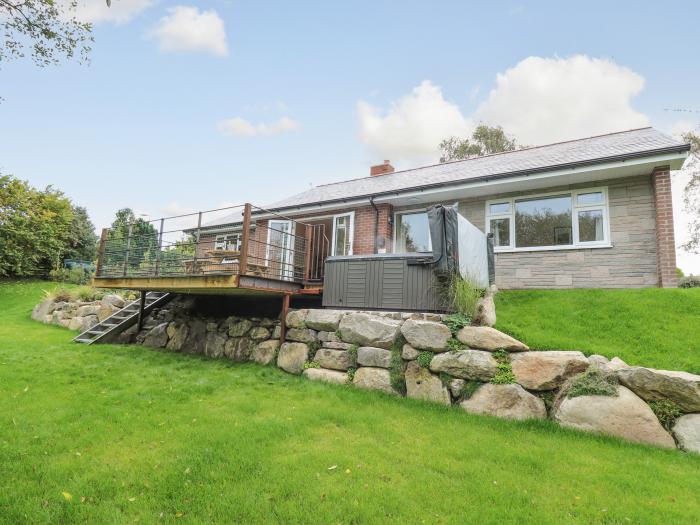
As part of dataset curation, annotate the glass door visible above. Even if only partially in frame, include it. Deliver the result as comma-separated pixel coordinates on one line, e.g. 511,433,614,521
266,220,293,280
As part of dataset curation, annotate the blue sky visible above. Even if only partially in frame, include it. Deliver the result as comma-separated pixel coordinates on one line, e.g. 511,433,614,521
1,0,699,271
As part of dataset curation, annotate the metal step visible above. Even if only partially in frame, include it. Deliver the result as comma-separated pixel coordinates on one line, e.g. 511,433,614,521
73,292,172,345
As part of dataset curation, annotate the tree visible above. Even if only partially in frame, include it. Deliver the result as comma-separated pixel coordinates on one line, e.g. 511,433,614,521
0,1,93,67
0,174,73,276
103,208,158,273
680,131,700,253
439,125,517,162
64,205,98,262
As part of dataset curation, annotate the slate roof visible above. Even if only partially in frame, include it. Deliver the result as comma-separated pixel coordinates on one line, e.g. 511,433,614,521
264,127,688,212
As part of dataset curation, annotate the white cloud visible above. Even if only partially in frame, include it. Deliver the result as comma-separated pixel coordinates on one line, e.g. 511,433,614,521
149,6,228,56
475,55,649,145
217,116,299,137
358,56,650,162
64,0,154,24
357,80,472,163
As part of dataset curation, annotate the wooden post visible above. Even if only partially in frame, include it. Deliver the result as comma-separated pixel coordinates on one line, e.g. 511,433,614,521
155,218,164,276
239,203,252,276
96,228,108,277
137,291,147,331
303,224,312,282
279,292,290,345
123,223,133,277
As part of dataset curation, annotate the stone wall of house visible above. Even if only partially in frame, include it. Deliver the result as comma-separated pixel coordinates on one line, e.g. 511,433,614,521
455,174,661,288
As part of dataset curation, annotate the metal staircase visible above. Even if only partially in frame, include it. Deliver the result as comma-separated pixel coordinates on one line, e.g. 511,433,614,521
74,292,172,345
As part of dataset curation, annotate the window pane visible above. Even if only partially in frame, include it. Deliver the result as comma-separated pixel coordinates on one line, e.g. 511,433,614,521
577,192,603,205
489,202,510,214
397,212,431,252
334,216,350,256
578,209,604,242
489,218,510,247
515,195,572,247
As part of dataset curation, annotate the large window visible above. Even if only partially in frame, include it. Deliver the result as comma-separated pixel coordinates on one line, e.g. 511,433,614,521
395,211,431,253
485,188,610,251
214,233,241,251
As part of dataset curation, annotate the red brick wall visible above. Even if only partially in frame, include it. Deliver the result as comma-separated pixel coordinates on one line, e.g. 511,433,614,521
652,166,678,288
352,204,393,254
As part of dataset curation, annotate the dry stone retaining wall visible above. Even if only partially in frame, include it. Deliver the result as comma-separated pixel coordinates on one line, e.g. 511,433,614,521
31,294,126,332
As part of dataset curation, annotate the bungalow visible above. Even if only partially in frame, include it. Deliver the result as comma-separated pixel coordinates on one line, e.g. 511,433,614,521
94,127,689,302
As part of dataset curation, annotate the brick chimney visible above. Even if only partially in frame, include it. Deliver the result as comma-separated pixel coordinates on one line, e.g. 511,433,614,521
370,160,394,177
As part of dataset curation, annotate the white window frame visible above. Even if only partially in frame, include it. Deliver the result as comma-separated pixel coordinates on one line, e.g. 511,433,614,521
214,232,242,251
393,208,433,253
331,212,355,256
485,187,612,253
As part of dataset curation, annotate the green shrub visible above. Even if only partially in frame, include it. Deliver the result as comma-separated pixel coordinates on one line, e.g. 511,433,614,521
307,341,320,361
443,313,472,335
566,370,618,399
537,391,556,413
346,367,356,383
649,400,683,431
303,361,320,369
347,344,358,362
417,351,433,369
50,287,74,302
49,266,93,285
490,351,516,385
679,275,700,288
446,337,467,351
75,286,102,302
446,275,483,319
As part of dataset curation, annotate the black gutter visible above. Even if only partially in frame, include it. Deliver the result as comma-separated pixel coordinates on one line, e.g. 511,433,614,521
255,144,690,216
369,195,379,254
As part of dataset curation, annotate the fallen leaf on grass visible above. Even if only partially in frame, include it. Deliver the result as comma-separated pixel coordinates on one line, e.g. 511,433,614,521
327,465,337,470
62,492,72,502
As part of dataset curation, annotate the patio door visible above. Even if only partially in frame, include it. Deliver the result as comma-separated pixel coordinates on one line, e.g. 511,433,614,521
266,220,293,280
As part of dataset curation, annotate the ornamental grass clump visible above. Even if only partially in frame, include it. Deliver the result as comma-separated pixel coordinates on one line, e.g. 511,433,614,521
649,400,683,431
446,274,483,320
566,369,618,399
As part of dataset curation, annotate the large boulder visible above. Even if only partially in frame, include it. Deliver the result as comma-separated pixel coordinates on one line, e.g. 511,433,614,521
228,319,252,338
400,319,451,352
305,309,344,331
429,350,497,381
224,337,252,362
181,319,206,354
143,322,169,348
339,313,402,349
352,367,397,395
96,304,117,322
318,331,341,343
474,292,497,327
76,304,100,317
204,331,227,358
314,348,355,371
553,385,675,448
248,326,270,340
322,341,353,350
617,367,700,413
285,309,308,329
251,340,280,365
357,346,392,368
511,351,589,391
404,361,451,405
303,368,348,385
31,299,54,323
588,355,629,373
166,322,189,351
277,342,309,374
285,328,317,343
672,414,700,454
456,326,528,352
460,384,546,420
448,378,466,399
401,344,420,361
102,294,125,308
68,315,98,332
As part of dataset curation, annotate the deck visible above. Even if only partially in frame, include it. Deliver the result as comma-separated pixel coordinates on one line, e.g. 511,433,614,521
92,203,326,297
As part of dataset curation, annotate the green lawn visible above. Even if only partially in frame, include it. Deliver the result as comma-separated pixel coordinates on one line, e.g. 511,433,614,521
1,281,700,524
496,288,700,374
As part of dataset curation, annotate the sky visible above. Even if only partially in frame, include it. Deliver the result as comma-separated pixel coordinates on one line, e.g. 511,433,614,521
1,0,699,273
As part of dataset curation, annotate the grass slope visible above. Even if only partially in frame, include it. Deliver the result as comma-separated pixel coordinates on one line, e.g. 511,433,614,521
496,288,700,374
1,281,699,524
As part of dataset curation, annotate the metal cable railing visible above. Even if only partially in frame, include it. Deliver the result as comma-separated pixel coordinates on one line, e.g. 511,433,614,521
96,203,328,283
